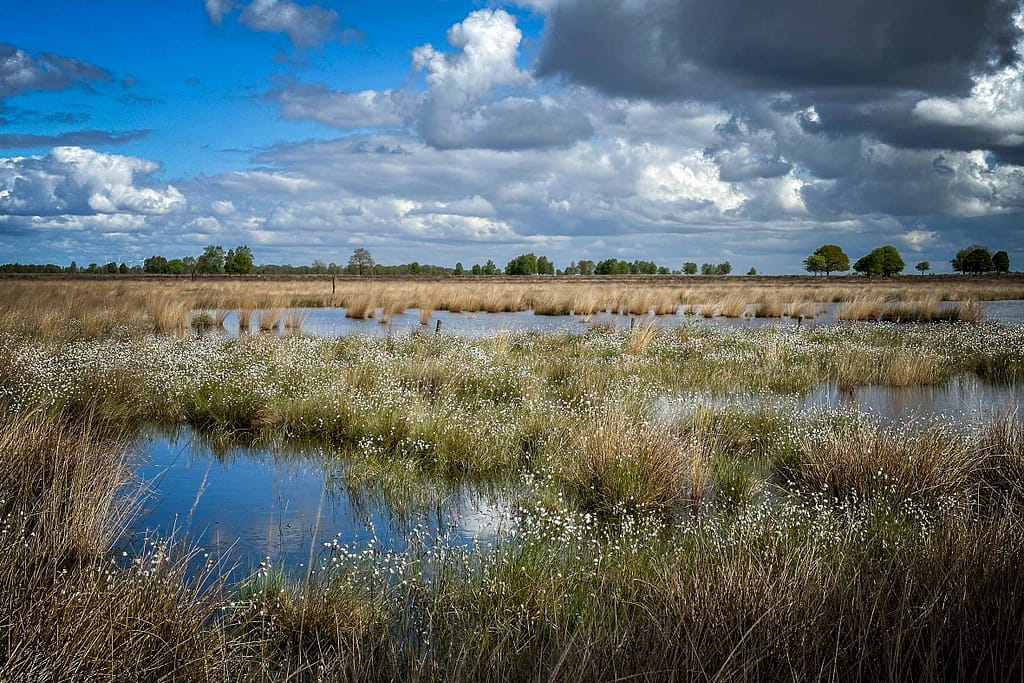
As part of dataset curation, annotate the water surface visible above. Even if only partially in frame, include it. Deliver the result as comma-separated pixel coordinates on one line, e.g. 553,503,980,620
132,428,511,577
202,300,1024,339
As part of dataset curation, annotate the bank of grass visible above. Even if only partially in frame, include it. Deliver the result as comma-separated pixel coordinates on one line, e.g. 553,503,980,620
4,308,1024,677
5,410,1024,680
2,275,1024,341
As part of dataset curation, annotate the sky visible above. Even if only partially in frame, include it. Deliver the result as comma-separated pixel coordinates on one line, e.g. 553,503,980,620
1,0,1023,273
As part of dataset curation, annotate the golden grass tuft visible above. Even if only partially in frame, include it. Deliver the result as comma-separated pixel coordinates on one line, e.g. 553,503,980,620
624,318,659,354
282,309,307,332
837,296,886,321
554,408,710,514
796,419,978,499
258,307,282,331
344,294,376,320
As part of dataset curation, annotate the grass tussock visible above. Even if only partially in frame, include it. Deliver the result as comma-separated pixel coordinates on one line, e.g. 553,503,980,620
838,296,886,321
794,419,978,499
257,307,282,332
552,408,710,515
624,317,658,354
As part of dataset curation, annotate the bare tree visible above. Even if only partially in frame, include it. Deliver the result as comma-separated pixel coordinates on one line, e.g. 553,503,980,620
348,248,375,277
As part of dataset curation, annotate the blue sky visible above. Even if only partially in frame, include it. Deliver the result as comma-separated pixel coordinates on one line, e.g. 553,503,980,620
1,0,1022,272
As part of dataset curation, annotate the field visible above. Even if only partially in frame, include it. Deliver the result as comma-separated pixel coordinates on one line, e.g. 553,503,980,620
2,275,1024,681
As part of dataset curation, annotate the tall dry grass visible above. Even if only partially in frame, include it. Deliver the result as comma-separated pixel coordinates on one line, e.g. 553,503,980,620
1,275,1020,339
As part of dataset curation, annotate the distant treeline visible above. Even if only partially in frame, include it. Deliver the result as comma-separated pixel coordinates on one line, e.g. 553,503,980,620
2,243,1013,277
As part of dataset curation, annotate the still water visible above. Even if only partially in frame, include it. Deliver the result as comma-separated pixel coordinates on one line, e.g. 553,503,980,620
659,374,1023,427
131,428,511,577
203,300,1024,339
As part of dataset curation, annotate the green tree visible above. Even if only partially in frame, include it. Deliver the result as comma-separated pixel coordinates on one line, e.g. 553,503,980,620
104,261,118,274
225,245,254,274
68,261,77,274
408,261,421,275
536,256,555,275
482,259,498,275
715,262,732,275
747,267,757,275
700,263,714,275
196,245,225,274
143,255,168,274
810,244,850,276
506,253,538,275
166,258,186,274
311,259,326,275
471,263,482,275
683,262,698,275
963,248,994,275
915,261,930,274
803,254,827,275
578,259,596,275
952,245,994,275
454,262,464,275
854,245,905,277
993,250,1010,274
348,248,375,276
118,262,129,274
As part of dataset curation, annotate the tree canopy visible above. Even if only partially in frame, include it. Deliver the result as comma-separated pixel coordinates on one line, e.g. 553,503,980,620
854,246,905,277
348,248,375,276
806,244,847,276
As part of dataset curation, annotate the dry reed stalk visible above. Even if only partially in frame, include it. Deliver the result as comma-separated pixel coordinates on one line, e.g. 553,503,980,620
956,300,983,323
344,294,375,319
718,293,749,318
625,318,659,354
236,307,254,329
555,408,709,514
754,300,786,318
258,307,282,331
837,296,885,321
145,295,189,336
573,291,601,317
881,298,941,322
283,309,307,332
795,301,824,319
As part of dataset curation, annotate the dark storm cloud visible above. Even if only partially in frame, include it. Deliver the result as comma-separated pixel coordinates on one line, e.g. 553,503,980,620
0,129,151,149
792,92,1024,164
536,0,1024,162
0,44,112,99
537,0,1019,98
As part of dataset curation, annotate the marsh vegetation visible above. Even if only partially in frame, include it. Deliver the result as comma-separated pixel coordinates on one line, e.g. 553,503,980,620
2,276,1024,680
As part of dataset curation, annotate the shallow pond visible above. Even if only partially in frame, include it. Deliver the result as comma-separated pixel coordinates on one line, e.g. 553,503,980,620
201,300,1024,339
659,374,1023,427
131,428,512,578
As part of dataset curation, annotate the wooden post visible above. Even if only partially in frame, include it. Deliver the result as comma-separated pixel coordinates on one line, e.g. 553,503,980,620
332,274,336,294
435,319,442,335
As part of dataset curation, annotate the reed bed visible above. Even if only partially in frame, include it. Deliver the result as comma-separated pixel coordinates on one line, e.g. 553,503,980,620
717,292,749,318
837,296,886,321
3,315,1024,679
2,275,1021,341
